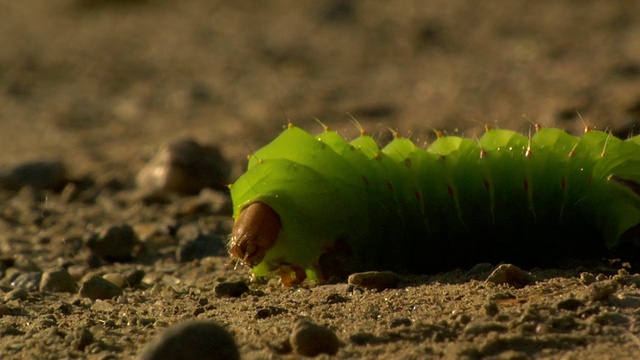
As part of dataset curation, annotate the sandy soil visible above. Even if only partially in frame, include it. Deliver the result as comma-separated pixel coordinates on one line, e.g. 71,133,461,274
1,1,640,359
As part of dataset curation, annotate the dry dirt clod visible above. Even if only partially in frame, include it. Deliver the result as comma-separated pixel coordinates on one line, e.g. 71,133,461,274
586,280,619,301
289,319,340,357
136,138,231,196
39,267,78,293
138,320,240,360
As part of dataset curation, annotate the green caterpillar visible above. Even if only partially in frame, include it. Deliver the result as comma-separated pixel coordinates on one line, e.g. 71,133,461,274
229,123,640,285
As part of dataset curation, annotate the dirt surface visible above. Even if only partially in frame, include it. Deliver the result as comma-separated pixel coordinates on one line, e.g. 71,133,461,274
2,1,640,359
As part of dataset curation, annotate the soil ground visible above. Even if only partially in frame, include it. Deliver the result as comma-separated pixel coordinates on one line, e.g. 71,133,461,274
1,1,640,359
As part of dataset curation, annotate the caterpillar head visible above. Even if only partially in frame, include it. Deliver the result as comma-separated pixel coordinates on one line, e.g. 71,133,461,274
229,200,344,286
228,126,377,285
229,202,280,268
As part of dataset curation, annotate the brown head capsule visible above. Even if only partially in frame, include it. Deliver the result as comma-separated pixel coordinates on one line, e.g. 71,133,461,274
229,202,281,267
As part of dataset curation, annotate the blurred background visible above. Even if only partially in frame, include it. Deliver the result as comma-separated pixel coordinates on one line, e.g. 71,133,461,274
1,0,640,178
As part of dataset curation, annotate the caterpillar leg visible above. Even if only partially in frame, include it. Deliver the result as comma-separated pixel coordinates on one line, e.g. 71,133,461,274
229,202,280,267
276,264,307,286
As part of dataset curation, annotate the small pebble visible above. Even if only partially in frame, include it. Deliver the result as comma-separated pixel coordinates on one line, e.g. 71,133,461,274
40,267,78,293
390,318,412,328
66,265,87,281
347,271,401,291
103,273,128,288
466,263,495,278
134,223,176,256
124,269,146,287
595,273,608,281
176,231,226,263
138,320,240,360
74,327,94,351
484,301,500,317
12,255,42,272
59,182,81,203
85,224,139,262
488,292,516,301
136,138,231,196
463,321,508,335
79,275,124,300
91,301,115,312
556,298,584,311
0,160,67,191
255,306,287,319
593,312,629,326
179,189,233,216
549,315,578,332
289,319,340,357
325,293,349,304
139,318,156,327
485,264,535,287
11,272,42,291
0,305,11,316
580,272,596,285
349,332,377,345
4,288,28,301
214,281,249,298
